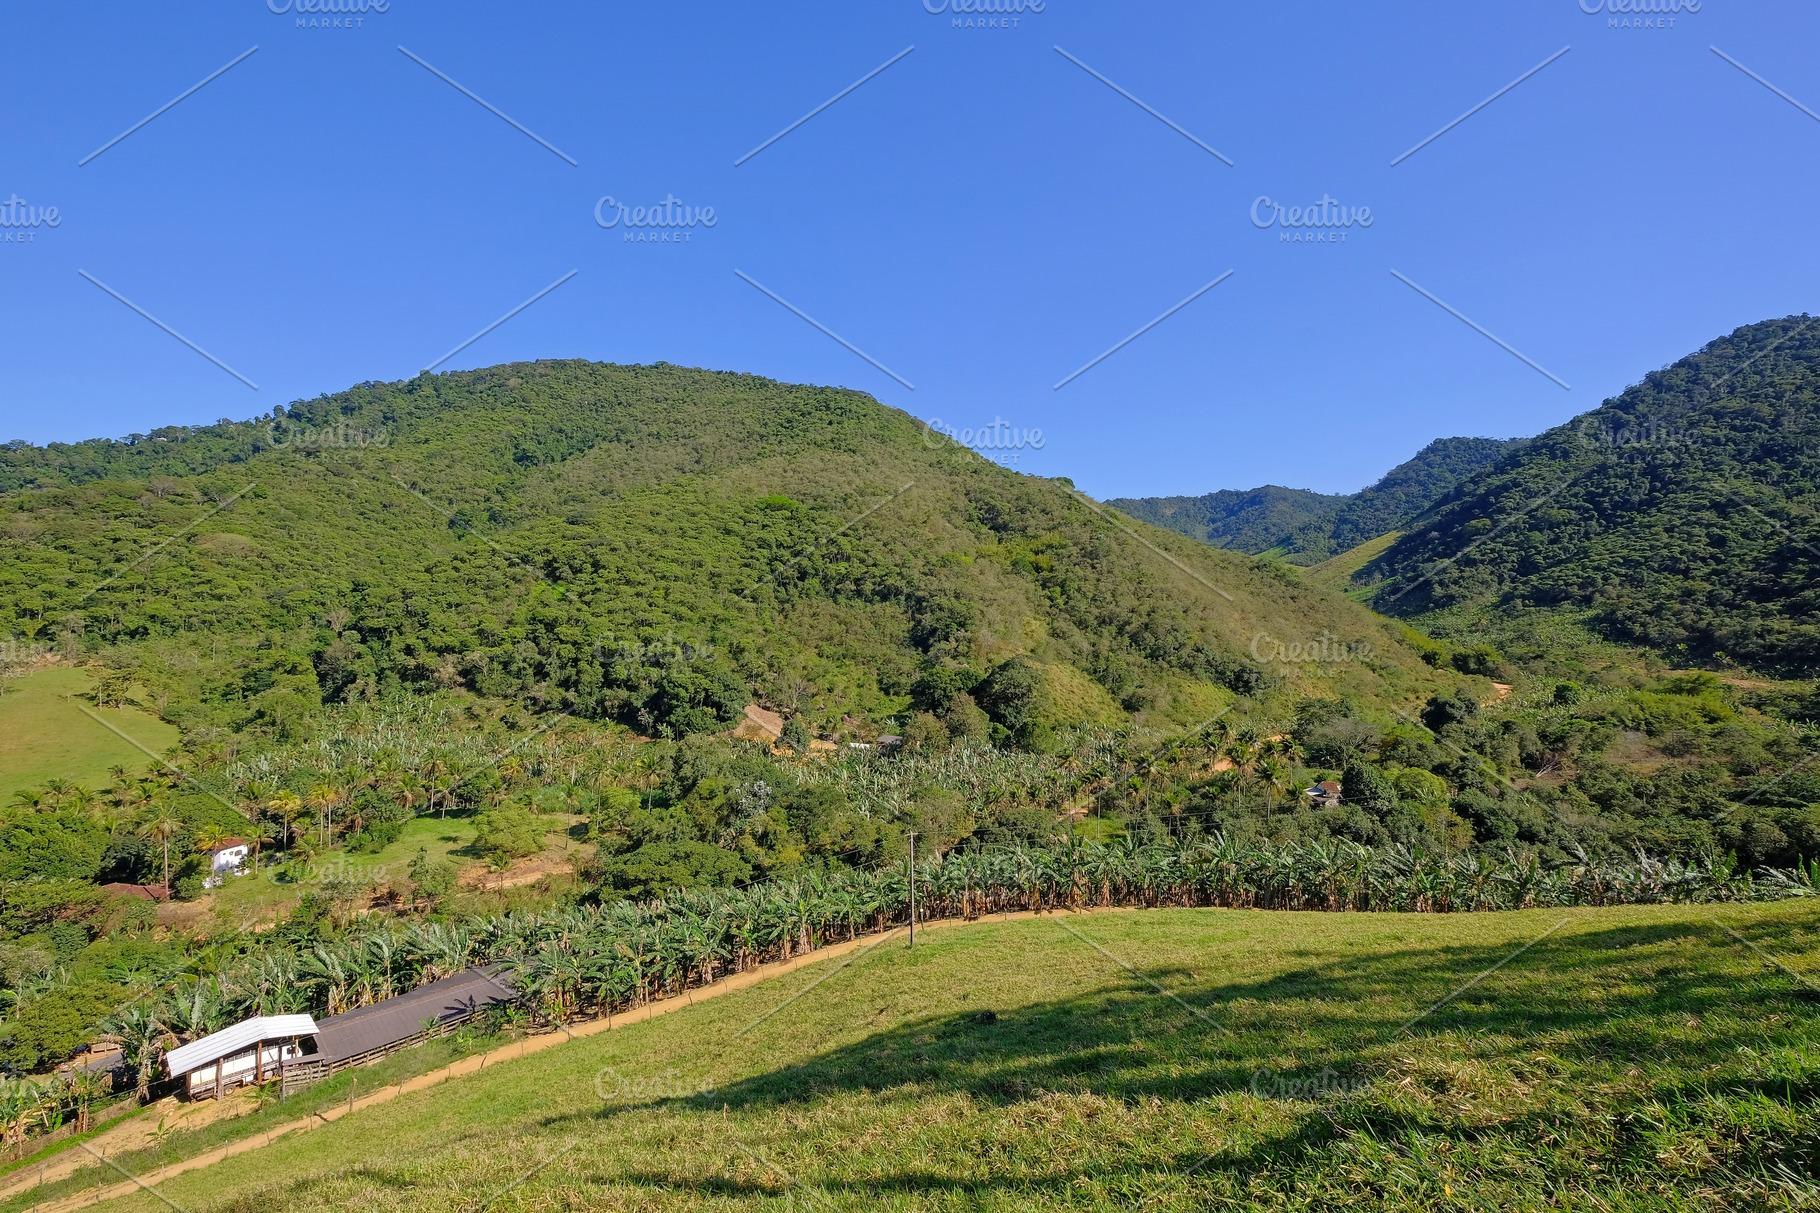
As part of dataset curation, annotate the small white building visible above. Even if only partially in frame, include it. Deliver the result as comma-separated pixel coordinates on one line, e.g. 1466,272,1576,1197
203,838,252,889
165,1014,318,1099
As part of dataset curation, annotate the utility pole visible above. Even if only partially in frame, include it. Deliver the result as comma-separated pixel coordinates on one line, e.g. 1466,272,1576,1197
906,831,918,949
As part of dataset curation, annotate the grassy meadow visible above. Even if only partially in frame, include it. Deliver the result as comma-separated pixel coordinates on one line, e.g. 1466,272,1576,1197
0,667,178,803
29,899,1820,1212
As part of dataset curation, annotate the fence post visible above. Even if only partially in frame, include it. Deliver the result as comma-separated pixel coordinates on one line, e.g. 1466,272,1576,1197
907,831,918,949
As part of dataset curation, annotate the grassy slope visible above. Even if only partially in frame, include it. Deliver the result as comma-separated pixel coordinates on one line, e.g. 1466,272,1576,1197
55,899,1820,1213
0,667,178,801
1304,531,1400,597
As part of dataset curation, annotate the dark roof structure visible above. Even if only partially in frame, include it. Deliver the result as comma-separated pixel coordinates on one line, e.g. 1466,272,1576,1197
306,968,515,1065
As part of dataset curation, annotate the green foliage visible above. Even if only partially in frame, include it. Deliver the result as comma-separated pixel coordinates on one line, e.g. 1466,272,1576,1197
0,811,107,882
0,979,121,1072
1419,688,1481,734
1365,314,1820,673
594,840,753,901
471,805,546,867
406,848,456,904
977,657,1050,751
0,360,1444,753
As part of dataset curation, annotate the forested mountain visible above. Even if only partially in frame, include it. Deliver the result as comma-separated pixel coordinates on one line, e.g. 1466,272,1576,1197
0,361,1449,746
1359,315,1820,675
1111,436,1516,563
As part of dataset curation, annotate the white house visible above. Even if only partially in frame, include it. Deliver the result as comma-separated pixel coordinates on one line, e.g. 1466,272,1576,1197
202,838,252,889
165,1014,318,1099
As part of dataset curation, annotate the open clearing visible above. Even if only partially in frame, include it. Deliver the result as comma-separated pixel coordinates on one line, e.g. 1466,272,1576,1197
0,667,179,802
23,898,1820,1212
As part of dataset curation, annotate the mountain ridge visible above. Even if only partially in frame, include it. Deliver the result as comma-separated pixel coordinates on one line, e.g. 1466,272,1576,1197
1110,436,1518,564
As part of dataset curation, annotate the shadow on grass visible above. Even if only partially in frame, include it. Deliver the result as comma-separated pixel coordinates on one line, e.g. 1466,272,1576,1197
532,913,1820,1204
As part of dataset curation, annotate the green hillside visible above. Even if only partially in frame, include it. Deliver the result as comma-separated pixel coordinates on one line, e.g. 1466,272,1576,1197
29,901,1820,1213
0,361,1451,748
1359,315,1820,676
1111,437,1515,565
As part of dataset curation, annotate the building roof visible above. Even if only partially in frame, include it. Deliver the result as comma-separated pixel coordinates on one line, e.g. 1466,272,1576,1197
165,1014,319,1078
211,838,250,851
306,968,515,1065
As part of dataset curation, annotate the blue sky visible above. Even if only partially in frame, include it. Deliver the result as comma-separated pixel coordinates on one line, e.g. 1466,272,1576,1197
3,1,1816,499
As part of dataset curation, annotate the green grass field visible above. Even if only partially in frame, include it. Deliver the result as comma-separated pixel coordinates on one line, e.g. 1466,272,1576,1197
0,667,179,802
32,899,1820,1212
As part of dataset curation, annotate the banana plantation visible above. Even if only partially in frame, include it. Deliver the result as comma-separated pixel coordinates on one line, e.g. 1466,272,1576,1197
111,837,1813,1065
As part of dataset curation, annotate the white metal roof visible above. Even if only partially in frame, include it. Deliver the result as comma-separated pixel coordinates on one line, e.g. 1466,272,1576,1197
165,1014,318,1078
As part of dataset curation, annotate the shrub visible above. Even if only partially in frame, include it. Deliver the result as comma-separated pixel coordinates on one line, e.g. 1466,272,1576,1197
472,804,547,867
595,841,752,900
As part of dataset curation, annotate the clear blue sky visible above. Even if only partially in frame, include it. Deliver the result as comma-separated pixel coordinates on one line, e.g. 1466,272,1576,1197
4,1,1816,499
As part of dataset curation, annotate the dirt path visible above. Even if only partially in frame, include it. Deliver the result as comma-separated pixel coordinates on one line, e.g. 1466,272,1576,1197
11,907,1138,1212
0,1086,265,1200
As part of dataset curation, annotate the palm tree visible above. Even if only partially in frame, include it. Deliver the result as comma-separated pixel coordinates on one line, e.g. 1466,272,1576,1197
252,820,280,872
396,771,424,816
307,783,345,847
141,811,183,892
266,790,305,854
194,825,230,882
1256,756,1295,828
98,1005,168,1103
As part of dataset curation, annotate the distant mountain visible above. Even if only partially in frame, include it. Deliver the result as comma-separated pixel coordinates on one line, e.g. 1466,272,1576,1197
1359,315,1820,675
1111,436,1518,564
